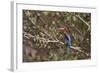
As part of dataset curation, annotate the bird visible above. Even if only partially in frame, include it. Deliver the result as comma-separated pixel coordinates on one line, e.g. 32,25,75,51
58,25,72,55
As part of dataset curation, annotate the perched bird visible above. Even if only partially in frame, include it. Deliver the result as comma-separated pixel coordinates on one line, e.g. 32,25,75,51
58,25,72,55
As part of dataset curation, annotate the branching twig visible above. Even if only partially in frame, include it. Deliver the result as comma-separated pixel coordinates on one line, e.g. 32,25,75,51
75,15,90,30
71,46,89,56
24,31,64,45
68,13,90,30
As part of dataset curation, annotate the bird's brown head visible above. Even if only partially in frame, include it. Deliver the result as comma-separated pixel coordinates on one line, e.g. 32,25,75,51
58,25,70,34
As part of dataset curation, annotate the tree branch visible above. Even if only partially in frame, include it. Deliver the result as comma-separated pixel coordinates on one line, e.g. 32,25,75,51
76,15,90,30
24,31,64,45
71,46,89,56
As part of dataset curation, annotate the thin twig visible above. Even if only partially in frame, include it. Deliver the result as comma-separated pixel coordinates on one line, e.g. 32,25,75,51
24,31,64,45
71,46,89,56
68,13,90,30
76,15,90,30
